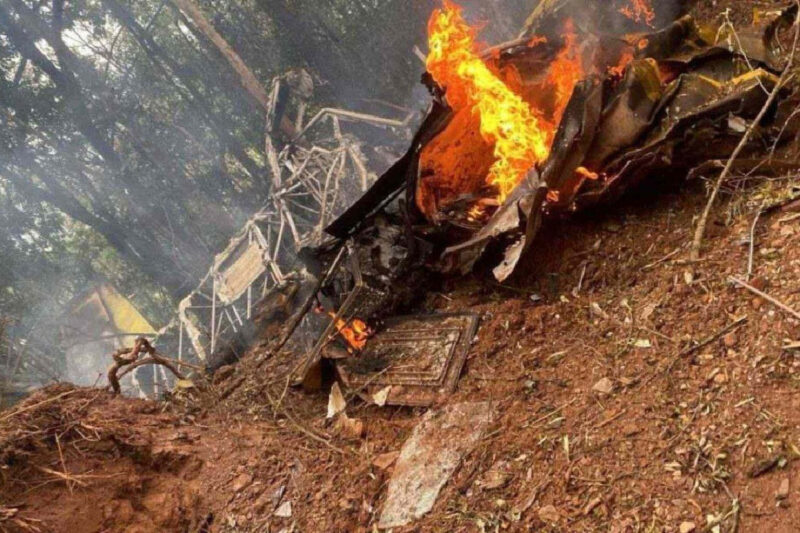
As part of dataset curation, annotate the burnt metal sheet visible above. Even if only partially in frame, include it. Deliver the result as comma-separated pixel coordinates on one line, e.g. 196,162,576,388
325,101,452,239
297,249,388,383
337,312,479,407
320,7,797,291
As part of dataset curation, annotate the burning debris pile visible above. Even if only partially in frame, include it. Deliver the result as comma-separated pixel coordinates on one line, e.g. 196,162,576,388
8,2,800,531
152,72,413,373
260,1,800,407
328,1,800,282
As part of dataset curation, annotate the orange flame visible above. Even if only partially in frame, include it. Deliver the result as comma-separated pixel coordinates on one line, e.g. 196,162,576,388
548,19,583,126
576,166,599,180
426,1,553,206
329,312,372,351
467,204,487,222
608,50,634,79
527,35,548,48
619,0,655,28
315,307,373,352
425,3,585,212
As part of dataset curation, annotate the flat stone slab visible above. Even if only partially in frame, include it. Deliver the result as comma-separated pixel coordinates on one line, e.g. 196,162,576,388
378,401,494,529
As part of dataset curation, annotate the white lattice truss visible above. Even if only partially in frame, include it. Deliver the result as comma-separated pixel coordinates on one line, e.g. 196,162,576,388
167,76,412,363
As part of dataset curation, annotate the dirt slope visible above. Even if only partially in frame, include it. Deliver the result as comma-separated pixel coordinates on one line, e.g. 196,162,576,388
4,171,800,533
4,3,800,532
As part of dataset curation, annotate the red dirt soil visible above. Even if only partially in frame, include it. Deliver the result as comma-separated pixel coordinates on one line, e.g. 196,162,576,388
4,3,800,533
6,174,800,533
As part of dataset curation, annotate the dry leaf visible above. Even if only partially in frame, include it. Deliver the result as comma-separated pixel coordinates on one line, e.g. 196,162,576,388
327,382,346,419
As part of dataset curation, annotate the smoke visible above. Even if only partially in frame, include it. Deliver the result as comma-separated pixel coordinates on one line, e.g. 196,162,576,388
520,0,687,39
0,0,690,399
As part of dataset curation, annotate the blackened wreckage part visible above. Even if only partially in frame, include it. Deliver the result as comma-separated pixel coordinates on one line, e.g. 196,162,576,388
336,312,480,407
322,7,799,283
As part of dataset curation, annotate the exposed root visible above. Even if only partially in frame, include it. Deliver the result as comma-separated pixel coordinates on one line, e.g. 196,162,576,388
107,337,202,395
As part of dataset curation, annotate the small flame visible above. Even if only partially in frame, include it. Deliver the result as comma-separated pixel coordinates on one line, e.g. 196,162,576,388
527,35,548,48
548,19,583,126
619,0,655,28
329,312,372,352
608,50,634,79
315,307,373,352
467,204,485,222
576,166,599,180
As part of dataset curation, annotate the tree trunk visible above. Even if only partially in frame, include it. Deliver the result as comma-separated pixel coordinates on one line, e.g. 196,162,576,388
169,0,297,139
101,0,270,193
169,0,269,111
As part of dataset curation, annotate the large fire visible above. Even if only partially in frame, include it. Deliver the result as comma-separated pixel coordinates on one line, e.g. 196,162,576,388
426,1,553,208
421,1,584,221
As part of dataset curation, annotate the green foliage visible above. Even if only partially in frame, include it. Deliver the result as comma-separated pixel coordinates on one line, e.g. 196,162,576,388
0,0,533,377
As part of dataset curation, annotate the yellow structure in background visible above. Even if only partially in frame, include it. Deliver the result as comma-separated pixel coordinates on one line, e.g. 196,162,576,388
91,284,157,338
61,283,157,393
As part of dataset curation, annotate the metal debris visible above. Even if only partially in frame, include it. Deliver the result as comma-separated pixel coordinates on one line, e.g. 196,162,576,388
148,72,412,371
378,401,494,529
336,313,480,407
324,7,799,284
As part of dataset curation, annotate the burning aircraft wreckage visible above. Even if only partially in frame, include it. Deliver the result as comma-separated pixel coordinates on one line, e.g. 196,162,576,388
6,1,800,531
240,0,800,409
127,0,800,412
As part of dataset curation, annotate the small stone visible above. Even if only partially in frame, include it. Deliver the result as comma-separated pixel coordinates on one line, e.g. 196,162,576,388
590,302,609,320
372,451,400,470
274,501,292,518
335,413,365,439
231,473,253,493
592,378,614,395
776,478,790,500
538,504,560,523
680,522,696,533
478,461,511,490
723,333,737,348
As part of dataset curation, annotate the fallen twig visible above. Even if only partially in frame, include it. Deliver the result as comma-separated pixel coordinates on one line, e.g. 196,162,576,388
642,248,681,271
263,387,351,456
656,316,749,380
107,337,187,394
525,398,579,428
592,408,628,430
730,277,800,321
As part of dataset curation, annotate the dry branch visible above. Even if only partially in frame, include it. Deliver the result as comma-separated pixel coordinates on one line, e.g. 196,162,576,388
690,7,800,261
106,337,188,394
657,316,749,379
730,277,800,321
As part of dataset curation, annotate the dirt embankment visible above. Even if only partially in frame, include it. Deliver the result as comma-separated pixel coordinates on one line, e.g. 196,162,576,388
5,2,800,532
5,171,800,532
